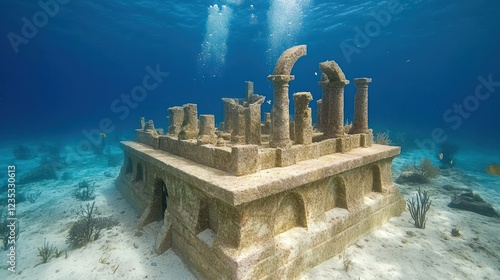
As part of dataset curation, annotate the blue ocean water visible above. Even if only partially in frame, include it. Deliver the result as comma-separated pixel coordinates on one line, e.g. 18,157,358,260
1,1,500,278
1,0,499,148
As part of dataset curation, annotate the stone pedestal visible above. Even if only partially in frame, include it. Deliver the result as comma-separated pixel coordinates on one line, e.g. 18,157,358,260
351,78,372,134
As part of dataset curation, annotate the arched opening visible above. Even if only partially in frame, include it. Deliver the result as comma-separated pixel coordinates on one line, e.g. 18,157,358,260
197,199,218,234
274,192,307,235
134,162,144,183
372,165,382,193
125,157,133,174
333,177,348,209
152,178,168,221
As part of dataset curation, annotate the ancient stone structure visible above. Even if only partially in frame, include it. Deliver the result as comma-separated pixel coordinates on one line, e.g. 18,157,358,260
116,45,405,280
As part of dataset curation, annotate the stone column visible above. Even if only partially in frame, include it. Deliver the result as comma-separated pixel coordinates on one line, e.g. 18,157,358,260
245,81,254,101
293,92,313,145
268,75,294,148
222,98,236,133
246,102,263,145
318,74,330,132
325,80,349,138
231,105,246,144
351,78,372,134
316,99,322,131
198,115,217,145
167,106,184,136
179,103,198,140
263,112,271,134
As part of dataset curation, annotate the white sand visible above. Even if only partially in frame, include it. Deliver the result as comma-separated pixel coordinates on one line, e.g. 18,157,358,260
1,142,499,280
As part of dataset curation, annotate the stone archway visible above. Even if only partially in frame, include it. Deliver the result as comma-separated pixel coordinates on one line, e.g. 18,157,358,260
274,192,307,235
333,176,348,209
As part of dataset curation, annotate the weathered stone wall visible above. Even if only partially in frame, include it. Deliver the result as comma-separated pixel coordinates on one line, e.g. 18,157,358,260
116,141,405,279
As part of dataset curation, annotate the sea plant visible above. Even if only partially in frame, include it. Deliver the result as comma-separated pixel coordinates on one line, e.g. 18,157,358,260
26,190,42,203
36,238,56,265
66,202,118,248
406,188,431,229
74,181,96,201
375,131,391,145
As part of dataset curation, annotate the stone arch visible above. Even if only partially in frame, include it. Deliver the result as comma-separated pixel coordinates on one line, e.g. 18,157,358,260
134,162,144,183
125,157,133,174
332,176,348,209
274,192,307,235
150,178,169,222
372,165,382,193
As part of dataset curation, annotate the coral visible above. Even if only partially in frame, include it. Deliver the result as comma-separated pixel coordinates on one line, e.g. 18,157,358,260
26,190,42,203
36,238,56,265
406,188,431,229
375,131,391,145
66,202,118,248
397,158,440,184
74,181,96,201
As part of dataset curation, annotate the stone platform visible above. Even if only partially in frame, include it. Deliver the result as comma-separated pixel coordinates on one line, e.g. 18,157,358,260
116,141,405,279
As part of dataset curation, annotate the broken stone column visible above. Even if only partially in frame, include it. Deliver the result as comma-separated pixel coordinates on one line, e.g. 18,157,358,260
178,103,198,140
246,101,264,145
222,98,236,133
319,60,349,138
316,99,322,131
245,81,254,101
140,117,146,130
198,114,217,145
231,105,246,144
293,92,313,145
351,78,372,134
318,74,330,132
268,45,307,149
167,106,184,136
263,113,271,134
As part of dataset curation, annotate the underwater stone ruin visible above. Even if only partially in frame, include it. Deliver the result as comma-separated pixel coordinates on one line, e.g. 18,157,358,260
116,45,405,279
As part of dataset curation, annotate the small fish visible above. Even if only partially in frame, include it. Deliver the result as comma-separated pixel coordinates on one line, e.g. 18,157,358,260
406,59,411,63
314,72,318,76
486,165,500,176
266,100,272,105
100,132,107,138
438,153,443,160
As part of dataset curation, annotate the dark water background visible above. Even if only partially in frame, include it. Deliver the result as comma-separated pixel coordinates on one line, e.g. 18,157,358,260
1,0,499,151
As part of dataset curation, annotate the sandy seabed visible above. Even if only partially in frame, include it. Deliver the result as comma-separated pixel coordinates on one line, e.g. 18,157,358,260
0,142,499,280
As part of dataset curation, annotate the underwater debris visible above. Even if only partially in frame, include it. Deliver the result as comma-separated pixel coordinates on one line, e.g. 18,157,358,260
20,164,57,184
448,191,499,217
12,144,36,160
